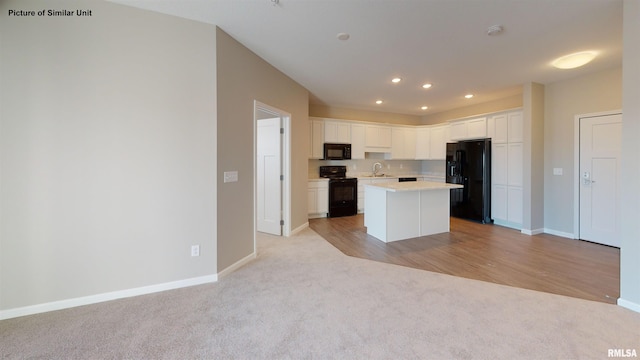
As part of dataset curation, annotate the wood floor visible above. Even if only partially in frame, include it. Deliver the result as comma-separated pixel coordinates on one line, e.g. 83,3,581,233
309,215,620,304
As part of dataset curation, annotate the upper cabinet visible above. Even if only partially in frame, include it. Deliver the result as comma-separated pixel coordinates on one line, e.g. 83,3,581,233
449,117,487,141
365,124,392,150
351,123,366,159
387,127,416,160
429,124,448,160
309,118,324,159
324,120,351,143
415,127,431,160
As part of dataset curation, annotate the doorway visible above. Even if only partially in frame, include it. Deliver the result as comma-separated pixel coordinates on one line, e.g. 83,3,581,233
254,101,291,240
574,111,622,247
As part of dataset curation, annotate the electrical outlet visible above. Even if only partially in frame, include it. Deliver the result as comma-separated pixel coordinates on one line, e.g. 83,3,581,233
553,168,563,176
191,245,200,257
223,171,238,183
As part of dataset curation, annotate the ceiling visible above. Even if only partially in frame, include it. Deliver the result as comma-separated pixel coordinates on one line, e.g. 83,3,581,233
111,0,623,116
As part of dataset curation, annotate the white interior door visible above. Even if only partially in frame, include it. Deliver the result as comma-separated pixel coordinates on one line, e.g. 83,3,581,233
257,117,282,235
579,114,622,247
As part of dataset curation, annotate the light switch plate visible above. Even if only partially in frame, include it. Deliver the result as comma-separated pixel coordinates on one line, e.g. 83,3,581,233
224,171,238,183
553,168,563,176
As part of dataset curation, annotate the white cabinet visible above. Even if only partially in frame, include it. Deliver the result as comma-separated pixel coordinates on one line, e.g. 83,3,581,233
491,112,523,144
449,117,487,140
324,120,351,143
415,127,431,160
365,124,392,149
308,180,328,218
309,119,324,159
507,112,524,143
387,127,416,159
507,186,523,224
490,110,523,229
429,125,448,160
350,123,366,159
507,143,523,187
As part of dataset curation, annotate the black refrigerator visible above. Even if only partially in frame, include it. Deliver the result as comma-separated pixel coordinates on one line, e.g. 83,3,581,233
445,139,492,224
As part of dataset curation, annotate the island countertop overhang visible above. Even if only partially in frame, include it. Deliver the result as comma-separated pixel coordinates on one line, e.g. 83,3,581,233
364,181,463,192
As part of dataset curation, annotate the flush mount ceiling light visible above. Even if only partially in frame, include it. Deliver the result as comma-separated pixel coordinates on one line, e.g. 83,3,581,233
336,32,350,41
464,94,474,99
487,24,504,36
551,51,597,69
422,83,432,89
391,77,402,83
375,100,383,105
421,106,429,110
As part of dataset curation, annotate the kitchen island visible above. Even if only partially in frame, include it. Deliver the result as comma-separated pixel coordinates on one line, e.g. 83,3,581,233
364,181,464,242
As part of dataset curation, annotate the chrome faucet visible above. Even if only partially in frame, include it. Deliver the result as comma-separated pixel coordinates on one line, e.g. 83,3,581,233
373,162,383,176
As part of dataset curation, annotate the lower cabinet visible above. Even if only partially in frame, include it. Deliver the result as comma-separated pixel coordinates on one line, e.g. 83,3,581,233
308,180,329,218
492,184,523,229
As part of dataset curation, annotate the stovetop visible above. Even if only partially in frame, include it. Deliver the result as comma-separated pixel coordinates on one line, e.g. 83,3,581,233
319,165,348,179
319,166,357,181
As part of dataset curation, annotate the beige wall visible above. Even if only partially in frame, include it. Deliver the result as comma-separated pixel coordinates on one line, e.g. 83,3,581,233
216,29,309,271
522,83,545,233
310,104,421,125
422,94,523,125
620,0,640,310
543,67,622,234
0,0,218,310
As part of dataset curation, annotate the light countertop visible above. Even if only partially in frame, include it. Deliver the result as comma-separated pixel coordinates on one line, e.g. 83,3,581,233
364,181,463,192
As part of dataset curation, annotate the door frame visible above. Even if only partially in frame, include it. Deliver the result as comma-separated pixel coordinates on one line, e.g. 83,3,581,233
253,100,291,245
572,110,622,239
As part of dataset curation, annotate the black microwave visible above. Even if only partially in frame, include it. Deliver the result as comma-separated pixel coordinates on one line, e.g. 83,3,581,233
323,143,352,160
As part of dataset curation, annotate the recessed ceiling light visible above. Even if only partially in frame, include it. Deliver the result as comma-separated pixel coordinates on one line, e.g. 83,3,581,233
465,94,474,99
421,106,429,110
375,100,383,105
336,33,350,41
392,77,402,83
422,83,432,89
552,51,597,69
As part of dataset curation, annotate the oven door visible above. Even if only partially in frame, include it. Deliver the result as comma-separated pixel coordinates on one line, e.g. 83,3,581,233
328,179,357,217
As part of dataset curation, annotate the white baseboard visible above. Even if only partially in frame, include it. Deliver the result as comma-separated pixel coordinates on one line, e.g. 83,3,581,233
0,274,217,321
217,251,256,280
543,228,576,239
289,222,309,236
521,228,544,236
618,298,640,313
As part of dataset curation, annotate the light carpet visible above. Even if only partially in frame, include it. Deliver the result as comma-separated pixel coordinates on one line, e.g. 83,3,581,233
1,228,639,359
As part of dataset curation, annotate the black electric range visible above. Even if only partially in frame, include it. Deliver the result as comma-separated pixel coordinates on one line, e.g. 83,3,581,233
319,166,358,218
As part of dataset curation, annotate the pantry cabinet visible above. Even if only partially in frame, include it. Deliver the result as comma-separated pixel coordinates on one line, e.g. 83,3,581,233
489,111,523,229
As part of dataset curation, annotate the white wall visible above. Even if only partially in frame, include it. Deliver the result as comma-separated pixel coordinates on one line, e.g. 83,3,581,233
619,0,640,311
0,0,217,312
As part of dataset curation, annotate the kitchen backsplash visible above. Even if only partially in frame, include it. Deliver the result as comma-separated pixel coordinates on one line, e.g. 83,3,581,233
309,156,445,178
